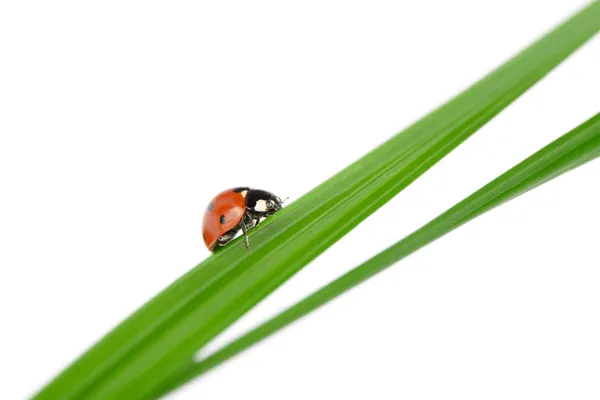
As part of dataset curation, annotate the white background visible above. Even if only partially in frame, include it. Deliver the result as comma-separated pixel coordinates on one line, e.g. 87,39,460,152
1,1,599,399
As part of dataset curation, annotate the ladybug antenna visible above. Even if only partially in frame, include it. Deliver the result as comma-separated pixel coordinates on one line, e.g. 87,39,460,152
281,197,289,204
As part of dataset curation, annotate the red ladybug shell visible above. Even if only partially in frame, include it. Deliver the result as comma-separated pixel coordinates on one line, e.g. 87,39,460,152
202,188,248,251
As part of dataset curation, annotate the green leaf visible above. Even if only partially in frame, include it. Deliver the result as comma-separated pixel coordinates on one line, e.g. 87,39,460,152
160,112,600,396
34,3,600,399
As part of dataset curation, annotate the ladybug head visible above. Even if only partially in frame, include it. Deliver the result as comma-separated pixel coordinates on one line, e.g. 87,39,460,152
246,189,283,216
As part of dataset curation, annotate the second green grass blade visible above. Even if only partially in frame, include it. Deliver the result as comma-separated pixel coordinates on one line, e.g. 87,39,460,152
161,112,600,396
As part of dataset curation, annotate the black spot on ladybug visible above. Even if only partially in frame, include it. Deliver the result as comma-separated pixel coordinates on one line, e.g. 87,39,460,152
207,200,214,211
233,187,249,193
220,215,226,224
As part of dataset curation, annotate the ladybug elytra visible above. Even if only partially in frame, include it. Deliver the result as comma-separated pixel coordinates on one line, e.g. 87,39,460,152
202,187,284,251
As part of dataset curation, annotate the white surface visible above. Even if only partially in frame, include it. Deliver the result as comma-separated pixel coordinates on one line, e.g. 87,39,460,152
1,1,599,399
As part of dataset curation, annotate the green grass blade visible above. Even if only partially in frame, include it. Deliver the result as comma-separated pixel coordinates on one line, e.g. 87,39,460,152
161,112,600,396
34,3,600,399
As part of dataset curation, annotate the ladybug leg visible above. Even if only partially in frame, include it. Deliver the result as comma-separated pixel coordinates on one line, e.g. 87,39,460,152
255,216,261,227
217,230,237,246
240,218,251,249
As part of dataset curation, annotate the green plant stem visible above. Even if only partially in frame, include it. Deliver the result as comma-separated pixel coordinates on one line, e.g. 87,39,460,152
34,2,600,399
160,112,600,397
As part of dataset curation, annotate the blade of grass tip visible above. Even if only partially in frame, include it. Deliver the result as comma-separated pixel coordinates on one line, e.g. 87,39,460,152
34,3,600,399
158,112,600,397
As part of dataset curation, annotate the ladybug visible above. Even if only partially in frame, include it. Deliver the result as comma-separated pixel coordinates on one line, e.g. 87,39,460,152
202,187,284,251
